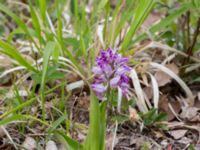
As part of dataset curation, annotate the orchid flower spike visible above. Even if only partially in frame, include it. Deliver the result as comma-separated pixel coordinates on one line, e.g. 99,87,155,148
92,48,131,100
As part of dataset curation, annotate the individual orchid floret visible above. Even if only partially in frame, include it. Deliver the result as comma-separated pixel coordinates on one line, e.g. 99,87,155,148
92,48,131,100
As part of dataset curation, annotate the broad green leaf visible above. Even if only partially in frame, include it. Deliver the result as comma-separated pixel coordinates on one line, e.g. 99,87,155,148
99,101,107,150
112,115,129,124
192,0,200,9
64,37,80,49
40,41,56,120
55,131,83,150
41,41,56,90
32,66,64,84
84,92,101,150
48,115,67,133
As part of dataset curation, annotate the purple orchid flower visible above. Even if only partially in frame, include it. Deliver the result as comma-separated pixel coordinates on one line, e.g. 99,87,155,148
92,48,131,100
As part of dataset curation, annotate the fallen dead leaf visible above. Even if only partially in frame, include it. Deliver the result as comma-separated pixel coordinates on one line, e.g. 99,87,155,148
0,54,12,68
143,11,162,28
160,139,169,148
158,95,181,121
0,126,5,138
194,99,200,109
141,73,149,86
57,144,66,150
153,130,165,139
180,107,200,121
105,133,119,150
129,107,140,122
155,63,179,87
21,137,36,150
77,95,90,110
194,144,200,150
168,129,187,140
45,140,58,150
177,137,192,144
130,135,150,149
144,86,153,100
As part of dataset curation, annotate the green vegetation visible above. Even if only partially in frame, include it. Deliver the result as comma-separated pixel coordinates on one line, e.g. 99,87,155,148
0,0,200,149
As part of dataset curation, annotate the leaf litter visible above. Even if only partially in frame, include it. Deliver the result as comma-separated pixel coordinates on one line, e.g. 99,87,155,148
0,1,200,150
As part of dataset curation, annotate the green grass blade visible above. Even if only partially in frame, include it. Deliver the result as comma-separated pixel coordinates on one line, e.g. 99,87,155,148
29,1,42,46
111,2,135,46
0,97,36,119
84,92,101,150
0,39,37,72
41,41,56,89
47,115,67,133
0,3,39,49
120,0,155,53
70,0,78,18
0,114,49,127
39,0,47,21
56,0,64,50
99,101,107,150
132,2,194,44
41,41,56,120
55,131,83,150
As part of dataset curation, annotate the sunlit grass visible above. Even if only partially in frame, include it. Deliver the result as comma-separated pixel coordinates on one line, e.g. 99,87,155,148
0,0,199,149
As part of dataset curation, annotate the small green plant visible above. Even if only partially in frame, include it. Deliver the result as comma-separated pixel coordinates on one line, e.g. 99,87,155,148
140,108,167,129
0,0,198,149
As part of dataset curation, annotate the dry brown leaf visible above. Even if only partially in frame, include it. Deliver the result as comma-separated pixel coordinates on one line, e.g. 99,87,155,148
57,144,66,150
194,144,200,150
194,99,200,109
129,107,140,122
105,133,119,150
144,86,153,100
143,11,162,28
168,129,187,140
155,63,179,87
130,136,150,149
0,54,12,68
153,130,165,139
141,73,149,86
0,126,5,138
180,107,200,121
45,141,58,150
77,96,90,110
177,137,192,144
21,137,36,150
158,95,181,121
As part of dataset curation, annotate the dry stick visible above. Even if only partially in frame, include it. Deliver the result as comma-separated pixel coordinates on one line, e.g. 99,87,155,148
184,17,200,64
186,11,190,49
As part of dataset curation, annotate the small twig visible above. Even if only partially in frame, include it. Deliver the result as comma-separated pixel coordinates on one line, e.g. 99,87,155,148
186,11,191,49
2,126,18,150
183,17,200,64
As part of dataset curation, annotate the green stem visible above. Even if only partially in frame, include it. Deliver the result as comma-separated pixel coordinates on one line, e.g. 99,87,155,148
41,91,45,121
100,87,110,150
100,101,107,150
